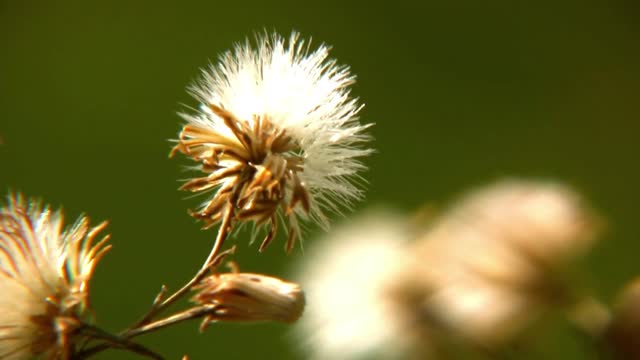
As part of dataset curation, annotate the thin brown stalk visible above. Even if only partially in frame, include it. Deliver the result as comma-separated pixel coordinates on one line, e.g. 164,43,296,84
124,305,220,338
131,206,234,328
74,305,222,359
72,305,219,360
73,324,165,360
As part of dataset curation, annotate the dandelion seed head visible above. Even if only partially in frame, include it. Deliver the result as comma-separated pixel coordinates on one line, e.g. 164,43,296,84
0,194,110,359
173,32,372,252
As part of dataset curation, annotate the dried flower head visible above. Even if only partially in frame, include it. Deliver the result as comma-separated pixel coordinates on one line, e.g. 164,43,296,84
394,180,600,348
193,264,304,330
0,194,111,359
172,32,372,252
293,209,418,360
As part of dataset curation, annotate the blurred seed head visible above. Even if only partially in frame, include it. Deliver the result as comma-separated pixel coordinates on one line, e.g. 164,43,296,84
292,180,601,358
604,278,640,359
393,179,601,349
0,194,111,359
293,209,420,359
172,32,372,253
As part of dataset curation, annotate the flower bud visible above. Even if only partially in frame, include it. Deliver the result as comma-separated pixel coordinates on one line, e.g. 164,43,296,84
193,272,304,330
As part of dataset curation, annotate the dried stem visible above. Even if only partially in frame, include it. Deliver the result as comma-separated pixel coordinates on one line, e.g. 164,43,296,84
72,305,219,360
73,324,165,360
131,206,234,328
76,189,242,360
75,306,221,359
74,207,236,359
124,305,220,338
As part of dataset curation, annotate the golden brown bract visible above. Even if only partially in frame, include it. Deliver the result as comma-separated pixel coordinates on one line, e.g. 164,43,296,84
172,104,311,253
28,301,81,359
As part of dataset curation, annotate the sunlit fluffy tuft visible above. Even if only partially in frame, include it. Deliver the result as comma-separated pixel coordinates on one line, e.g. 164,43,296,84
0,194,110,359
173,32,372,252
293,210,411,359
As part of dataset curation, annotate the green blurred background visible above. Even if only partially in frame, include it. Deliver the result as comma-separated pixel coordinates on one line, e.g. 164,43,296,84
1,0,638,359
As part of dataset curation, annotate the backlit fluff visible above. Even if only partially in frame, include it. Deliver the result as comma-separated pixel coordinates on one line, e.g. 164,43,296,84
0,194,111,359
293,210,413,359
172,32,372,253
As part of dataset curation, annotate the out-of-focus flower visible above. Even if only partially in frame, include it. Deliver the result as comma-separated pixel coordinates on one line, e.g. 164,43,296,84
172,32,372,253
604,278,640,359
193,265,304,330
0,194,111,359
293,180,600,359
394,180,600,349
293,209,419,360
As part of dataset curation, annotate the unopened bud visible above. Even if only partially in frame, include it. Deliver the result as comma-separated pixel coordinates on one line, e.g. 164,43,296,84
193,272,305,330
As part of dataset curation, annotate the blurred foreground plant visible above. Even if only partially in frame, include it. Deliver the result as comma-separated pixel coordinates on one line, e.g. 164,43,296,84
294,180,638,359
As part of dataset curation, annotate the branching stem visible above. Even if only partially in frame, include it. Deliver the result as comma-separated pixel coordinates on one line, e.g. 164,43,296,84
131,207,234,328
77,207,235,359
